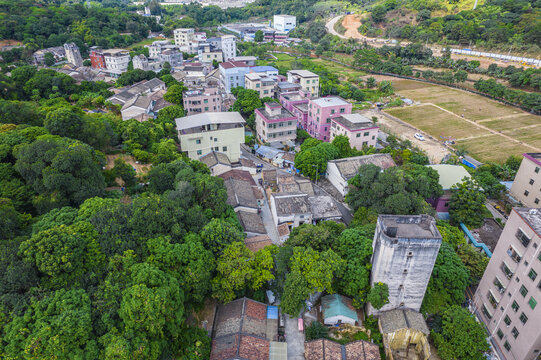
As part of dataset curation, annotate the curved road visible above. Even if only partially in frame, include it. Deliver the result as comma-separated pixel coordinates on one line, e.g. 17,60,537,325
325,15,348,39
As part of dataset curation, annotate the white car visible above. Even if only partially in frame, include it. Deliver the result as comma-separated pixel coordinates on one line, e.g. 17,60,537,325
414,133,425,141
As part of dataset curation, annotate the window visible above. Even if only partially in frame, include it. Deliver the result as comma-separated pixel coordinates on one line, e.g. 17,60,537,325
511,301,519,312
195,139,201,144
494,278,505,293
214,138,217,142
214,147,218,151
482,305,493,319
524,190,529,196
222,146,227,152
364,131,370,136
487,291,498,309
330,109,335,114
511,327,519,339
504,341,511,352
504,315,511,325
529,297,537,309
536,198,540,205
519,312,528,324
497,329,504,340
530,179,535,185
204,107,209,111
340,108,345,113
536,167,540,173
196,150,202,155
356,133,361,137
520,285,528,297
529,268,538,281
516,229,531,247
508,246,522,263
204,99,208,103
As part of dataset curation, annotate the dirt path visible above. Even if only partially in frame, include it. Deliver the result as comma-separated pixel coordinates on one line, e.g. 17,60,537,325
361,108,451,163
415,103,541,151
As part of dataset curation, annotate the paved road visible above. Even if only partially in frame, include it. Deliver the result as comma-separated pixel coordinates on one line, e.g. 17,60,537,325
485,201,507,224
325,15,347,39
260,196,280,244
284,315,305,360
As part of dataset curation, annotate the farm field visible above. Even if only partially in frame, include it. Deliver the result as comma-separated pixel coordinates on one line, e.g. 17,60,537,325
385,80,541,163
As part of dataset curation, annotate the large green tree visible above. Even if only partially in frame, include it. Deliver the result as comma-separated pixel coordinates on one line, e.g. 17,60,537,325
448,178,486,228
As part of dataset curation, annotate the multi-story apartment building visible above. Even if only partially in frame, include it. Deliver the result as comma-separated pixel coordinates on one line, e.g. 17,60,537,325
250,65,279,77
183,86,223,115
147,40,171,58
330,113,379,149
219,61,251,93
89,47,105,69
63,42,83,67
194,32,207,42
255,102,297,143
510,154,541,208
175,112,245,161
369,215,442,316
474,207,541,360
245,73,277,98
132,54,149,71
279,91,310,129
307,96,352,141
103,49,130,75
174,28,195,46
221,35,237,61
198,43,223,63
158,49,183,67
287,70,319,97
273,15,296,32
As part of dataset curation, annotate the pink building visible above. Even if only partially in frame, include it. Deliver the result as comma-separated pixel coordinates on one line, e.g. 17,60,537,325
330,113,379,150
307,96,352,141
255,102,297,143
183,86,223,115
279,91,310,129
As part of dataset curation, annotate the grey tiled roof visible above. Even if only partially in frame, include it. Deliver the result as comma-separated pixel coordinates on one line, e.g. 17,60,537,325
379,309,430,335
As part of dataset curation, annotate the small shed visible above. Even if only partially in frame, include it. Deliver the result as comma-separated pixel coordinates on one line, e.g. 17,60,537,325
379,308,430,360
321,294,359,326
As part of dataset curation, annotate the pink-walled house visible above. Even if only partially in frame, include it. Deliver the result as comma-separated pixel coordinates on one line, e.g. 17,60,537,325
307,96,352,141
329,113,379,150
255,102,297,143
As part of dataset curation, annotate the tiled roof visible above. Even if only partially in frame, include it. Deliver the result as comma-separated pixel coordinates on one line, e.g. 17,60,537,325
237,210,266,235
200,151,232,168
220,60,249,69
328,154,396,181
277,223,290,238
271,193,310,216
321,294,358,322
245,235,272,252
379,309,430,335
224,178,258,210
211,298,272,360
219,169,257,186
305,339,381,360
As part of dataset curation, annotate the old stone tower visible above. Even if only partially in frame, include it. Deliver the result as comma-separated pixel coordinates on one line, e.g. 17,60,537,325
369,214,442,315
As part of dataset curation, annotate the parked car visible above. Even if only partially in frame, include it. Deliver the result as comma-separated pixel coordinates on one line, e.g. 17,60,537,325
414,133,425,141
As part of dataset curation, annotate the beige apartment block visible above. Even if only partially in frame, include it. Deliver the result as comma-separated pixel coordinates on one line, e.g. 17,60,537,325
175,112,245,162
287,70,319,97
245,73,276,98
473,208,541,360
510,153,541,208
173,28,194,46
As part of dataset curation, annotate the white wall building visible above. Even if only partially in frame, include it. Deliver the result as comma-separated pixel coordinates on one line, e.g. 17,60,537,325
221,35,237,61
63,42,83,67
174,28,195,46
273,15,296,32
132,54,149,71
104,49,131,74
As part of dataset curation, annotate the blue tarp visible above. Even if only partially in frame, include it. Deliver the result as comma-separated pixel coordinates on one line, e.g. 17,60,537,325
267,306,278,319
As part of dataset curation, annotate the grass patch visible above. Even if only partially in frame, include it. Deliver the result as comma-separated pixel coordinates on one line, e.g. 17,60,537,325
501,125,541,149
455,134,533,163
311,58,366,80
481,114,541,132
385,105,489,140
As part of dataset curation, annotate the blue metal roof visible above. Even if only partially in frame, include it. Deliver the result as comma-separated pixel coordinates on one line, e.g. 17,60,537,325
251,66,278,73
256,146,282,159
267,305,278,319
321,294,358,321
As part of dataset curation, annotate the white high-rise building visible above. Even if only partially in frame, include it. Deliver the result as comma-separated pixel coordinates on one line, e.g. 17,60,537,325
221,35,237,62
64,42,83,67
273,15,296,32
174,28,195,47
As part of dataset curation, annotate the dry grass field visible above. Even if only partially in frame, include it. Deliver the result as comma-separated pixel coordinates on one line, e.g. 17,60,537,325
384,80,541,163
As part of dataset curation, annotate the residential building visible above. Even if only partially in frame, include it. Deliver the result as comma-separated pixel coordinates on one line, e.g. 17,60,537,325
232,56,257,66
287,69,319,97
426,164,471,219
89,47,105,69
379,309,431,360
369,215,442,316
183,86,223,115
279,91,310,128
210,297,285,360
245,73,277,98
223,178,259,213
307,96,352,141
132,54,149,70
326,154,396,196
244,234,272,252
273,14,296,32
106,78,166,106
221,35,237,61
103,49,130,75
305,339,380,360
63,42,83,67
321,294,359,326
237,210,266,237
194,32,207,42
32,46,66,65
199,48,223,63
330,113,379,150
255,102,297,143
270,193,312,228
199,151,231,176
175,112,245,161
309,195,342,223
120,89,171,122
173,28,194,46
158,49,183,67
510,153,541,207
275,81,302,97
147,40,171,58
473,208,541,360
219,61,251,93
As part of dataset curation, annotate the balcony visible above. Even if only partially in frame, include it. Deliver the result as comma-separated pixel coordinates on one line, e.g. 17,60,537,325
507,246,522,263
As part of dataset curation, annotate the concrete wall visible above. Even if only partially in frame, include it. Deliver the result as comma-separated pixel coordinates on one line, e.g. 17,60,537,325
473,209,541,360
326,162,348,196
